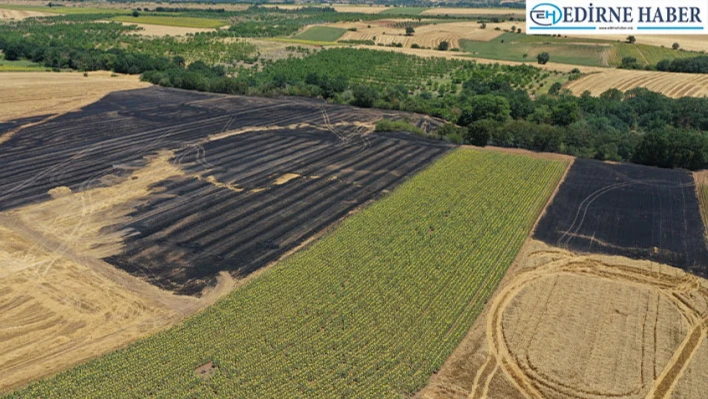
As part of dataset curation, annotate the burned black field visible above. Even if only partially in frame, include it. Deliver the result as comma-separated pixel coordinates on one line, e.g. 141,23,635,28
0,87,450,295
535,159,708,276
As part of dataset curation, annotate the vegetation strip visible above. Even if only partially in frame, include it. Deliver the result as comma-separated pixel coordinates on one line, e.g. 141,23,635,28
5,149,567,398
112,15,226,29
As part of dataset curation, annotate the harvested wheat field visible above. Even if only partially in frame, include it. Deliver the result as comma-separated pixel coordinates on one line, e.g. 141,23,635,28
419,240,708,399
0,8,48,19
0,152,234,392
0,72,149,124
328,20,516,48
421,7,524,18
120,22,216,36
567,69,708,98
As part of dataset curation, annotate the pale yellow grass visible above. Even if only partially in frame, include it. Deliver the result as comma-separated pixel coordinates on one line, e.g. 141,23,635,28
0,8,48,19
421,7,524,17
567,69,708,98
262,4,390,13
274,173,301,185
419,240,708,399
332,20,515,48
0,153,236,392
0,72,149,123
568,34,708,53
0,0,248,12
121,22,216,37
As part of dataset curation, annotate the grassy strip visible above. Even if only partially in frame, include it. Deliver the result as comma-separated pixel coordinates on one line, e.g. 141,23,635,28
263,37,339,46
379,7,430,15
460,33,609,67
294,26,347,42
0,4,128,15
0,59,46,72
697,173,708,240
112,15,226,28
7,149,567,398
375,118,425,136
610,43,698,66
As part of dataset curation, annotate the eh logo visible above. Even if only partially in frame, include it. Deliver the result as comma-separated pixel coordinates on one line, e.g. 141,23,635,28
531,3,563,26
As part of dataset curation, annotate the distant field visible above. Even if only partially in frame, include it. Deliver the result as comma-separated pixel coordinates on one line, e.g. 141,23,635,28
265,37,339,46
294,26,347,42
379,6,429,15
611,43,700,66
330,20,514,49
422,7,524,17
461,33,609,67
0,4,128,15
112,15,226,28
6,149,567,398
0,59,45,72
566,69,708,98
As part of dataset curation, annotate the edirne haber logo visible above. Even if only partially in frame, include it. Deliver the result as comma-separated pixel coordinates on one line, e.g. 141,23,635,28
526,0,708,34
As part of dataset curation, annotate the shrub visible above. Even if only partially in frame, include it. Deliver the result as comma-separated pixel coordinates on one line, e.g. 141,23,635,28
537,52,550,65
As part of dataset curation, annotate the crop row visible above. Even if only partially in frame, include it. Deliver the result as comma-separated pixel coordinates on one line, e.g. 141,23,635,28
6,149,568,398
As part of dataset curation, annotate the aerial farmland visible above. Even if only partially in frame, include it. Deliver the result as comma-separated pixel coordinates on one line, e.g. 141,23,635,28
0,1,707,398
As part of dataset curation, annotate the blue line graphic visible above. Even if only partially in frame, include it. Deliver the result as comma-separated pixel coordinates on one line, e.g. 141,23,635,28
637,26,704,30
529,27,597,30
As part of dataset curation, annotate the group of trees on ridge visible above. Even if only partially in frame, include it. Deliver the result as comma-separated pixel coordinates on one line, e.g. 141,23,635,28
1,25,705,170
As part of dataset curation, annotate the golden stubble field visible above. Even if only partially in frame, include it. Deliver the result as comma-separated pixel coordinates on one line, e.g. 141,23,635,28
117,21,217,36
566,69,708,98
0,151,235,392
319,20,520,48
0,8,48,19
0,72,149,124
0,74,238,392
419,239,708,399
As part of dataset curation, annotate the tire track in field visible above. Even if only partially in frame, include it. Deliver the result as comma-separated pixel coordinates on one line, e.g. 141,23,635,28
481,249,707,399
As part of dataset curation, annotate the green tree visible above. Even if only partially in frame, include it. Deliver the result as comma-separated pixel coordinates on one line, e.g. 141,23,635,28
548,82,563,95
672,42,680,50
465,119,499,146
537,52,550,65
352,85,379,108
551,100,580,126
405,26,415,36
437,41,450,51
458,95,511,125
132,10,140,17
627,35,636,44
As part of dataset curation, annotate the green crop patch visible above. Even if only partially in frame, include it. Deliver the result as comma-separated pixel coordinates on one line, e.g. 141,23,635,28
380,6,429,15
112,15,226,28
461,33,610,67
6,148,567,398
294,26,347,42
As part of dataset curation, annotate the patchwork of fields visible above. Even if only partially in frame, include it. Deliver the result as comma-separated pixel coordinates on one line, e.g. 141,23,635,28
2,1,708,397
3,148,568,398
